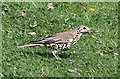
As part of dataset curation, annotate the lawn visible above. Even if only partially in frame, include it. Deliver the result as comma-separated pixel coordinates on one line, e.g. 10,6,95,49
2,2,118,77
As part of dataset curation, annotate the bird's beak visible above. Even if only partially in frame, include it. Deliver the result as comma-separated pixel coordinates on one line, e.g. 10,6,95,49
87,30,93,34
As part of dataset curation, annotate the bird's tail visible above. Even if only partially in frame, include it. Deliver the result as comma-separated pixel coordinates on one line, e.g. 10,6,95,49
16,44,44,49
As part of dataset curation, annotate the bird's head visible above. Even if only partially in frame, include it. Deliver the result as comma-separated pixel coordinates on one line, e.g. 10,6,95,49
75,25,93,34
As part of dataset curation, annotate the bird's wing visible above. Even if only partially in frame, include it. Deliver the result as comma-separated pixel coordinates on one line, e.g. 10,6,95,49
30,31,74,44
30,35,68,44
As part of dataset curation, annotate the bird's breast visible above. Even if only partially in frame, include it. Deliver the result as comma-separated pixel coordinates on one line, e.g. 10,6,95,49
72,33,82,45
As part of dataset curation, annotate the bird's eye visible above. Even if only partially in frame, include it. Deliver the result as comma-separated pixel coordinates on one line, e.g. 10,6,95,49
83,27,86,29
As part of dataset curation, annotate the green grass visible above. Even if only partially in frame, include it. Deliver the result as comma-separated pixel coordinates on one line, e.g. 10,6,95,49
2,2,118,77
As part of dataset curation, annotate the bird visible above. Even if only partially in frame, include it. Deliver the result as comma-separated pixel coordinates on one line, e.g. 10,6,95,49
16,25,93,59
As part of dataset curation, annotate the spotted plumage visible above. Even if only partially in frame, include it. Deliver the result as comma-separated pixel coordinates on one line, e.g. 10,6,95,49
16,25,93,59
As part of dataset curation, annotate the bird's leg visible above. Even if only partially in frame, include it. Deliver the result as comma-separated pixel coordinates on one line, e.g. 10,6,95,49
52,50,61,60
52,51,57,58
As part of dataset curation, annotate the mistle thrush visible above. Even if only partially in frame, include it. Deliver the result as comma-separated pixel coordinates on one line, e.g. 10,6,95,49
16,25,93,59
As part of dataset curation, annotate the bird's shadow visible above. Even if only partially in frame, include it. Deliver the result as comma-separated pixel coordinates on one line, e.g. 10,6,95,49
34,52,71,58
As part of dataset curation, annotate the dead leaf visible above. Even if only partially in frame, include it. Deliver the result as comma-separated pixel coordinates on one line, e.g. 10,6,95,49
92,69,95,72
73,50,77,53
81,8,84,11
68,68,81,76
29,32,36,35
68,68,77,73
63,24,65,26
77,73,81,76
30,24,37,28
40,72,45,76
22,47,25,50
22,10,26,16
48,3,55,9
56,15,61,20
83,41,85,46
95,30,100,33
114,52,118,55
13,6,16,8
114,32,117,35
80,2,82,5
79,48,81,50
